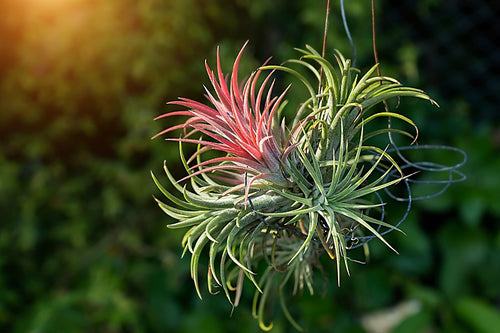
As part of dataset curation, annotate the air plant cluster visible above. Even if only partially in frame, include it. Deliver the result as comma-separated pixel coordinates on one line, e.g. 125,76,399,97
152,42,438,330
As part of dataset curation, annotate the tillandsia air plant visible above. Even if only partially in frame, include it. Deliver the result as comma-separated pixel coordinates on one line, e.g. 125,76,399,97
152,3,466,331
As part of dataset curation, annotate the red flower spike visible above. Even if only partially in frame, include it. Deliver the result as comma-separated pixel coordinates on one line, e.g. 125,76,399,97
155,42,291,197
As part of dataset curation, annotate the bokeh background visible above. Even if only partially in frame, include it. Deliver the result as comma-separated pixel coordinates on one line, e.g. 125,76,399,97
1,0,499,332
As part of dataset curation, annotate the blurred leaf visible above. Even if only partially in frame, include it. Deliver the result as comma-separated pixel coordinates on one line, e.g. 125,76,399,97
438,225,488,299
392,308,433,333
455,297,500,333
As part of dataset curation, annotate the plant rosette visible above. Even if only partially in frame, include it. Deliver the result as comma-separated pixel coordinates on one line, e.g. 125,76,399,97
152,42,463,331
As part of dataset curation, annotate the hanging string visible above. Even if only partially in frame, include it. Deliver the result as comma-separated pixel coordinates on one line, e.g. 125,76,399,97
321,0,331,60
371,0,381,74
319,0,331,93
340,0,357,66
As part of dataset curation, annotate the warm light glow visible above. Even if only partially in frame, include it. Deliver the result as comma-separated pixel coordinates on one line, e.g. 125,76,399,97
25,0,83,12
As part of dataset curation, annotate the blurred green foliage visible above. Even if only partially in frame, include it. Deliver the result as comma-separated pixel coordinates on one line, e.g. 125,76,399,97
0,0,498,332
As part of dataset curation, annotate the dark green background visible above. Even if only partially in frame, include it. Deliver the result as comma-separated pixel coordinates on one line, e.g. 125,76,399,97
1,0,499,332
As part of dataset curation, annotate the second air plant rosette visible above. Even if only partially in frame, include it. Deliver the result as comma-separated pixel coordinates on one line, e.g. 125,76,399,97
152,40,465,330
